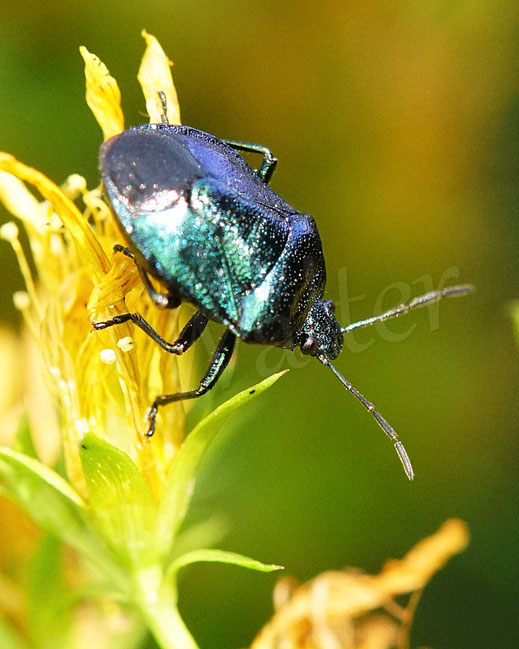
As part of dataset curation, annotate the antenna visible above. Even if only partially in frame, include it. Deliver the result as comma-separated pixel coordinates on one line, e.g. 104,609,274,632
317,354,414,480
342,284,473,333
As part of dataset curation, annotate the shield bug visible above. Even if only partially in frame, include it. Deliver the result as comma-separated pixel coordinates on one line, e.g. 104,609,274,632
95,103,472,479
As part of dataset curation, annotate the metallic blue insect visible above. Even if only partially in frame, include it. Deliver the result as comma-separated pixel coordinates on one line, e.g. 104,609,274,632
95,106,471,479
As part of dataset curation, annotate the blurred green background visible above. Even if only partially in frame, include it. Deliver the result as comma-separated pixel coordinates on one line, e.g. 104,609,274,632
1,1,518,648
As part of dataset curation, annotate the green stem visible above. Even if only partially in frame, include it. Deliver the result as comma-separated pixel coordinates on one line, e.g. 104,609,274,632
134,566,199,649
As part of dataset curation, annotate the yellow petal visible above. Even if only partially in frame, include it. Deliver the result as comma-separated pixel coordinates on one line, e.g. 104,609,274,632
0,153,109,278
378,518,469,594
250,519,469,649
0,327,23,442
138,30,181,125
355,615,399,649
0,171,42,225
80,46,125,140
87,253,141,317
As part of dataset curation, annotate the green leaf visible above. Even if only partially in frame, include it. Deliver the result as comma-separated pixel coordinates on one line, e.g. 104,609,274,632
79,433,159,567
167,549,283,581
169,517,228,562
0,446,89,551
27,536,70,649
0,446,130,599
156,371,288,557
0,446,125,593
12,415,37,459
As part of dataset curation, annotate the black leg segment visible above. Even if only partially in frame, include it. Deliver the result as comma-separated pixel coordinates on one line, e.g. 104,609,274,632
146,328,237,436
113,243,135,259
93,309,209,355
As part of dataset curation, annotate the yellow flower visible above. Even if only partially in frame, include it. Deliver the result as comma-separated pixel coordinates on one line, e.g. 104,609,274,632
0,32,187,500
0,36,285,649
251,519,469,649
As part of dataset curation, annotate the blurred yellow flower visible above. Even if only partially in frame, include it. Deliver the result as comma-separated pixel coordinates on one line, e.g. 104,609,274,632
0,324,60,462
0,36,287,649
0,33,187,500
252,519,469,649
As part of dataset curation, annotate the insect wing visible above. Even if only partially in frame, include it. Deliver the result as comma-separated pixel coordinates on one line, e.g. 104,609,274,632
179,177,289,325
101,126,290,329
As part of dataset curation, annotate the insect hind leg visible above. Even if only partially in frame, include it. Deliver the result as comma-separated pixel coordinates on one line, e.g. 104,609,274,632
146,329,236,437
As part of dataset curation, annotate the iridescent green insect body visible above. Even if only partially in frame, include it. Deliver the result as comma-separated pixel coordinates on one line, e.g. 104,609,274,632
95,120,472,479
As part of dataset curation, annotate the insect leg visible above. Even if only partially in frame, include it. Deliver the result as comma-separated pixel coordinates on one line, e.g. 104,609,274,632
341,284,473,333
93,310,209,355
146,329,236,436
222,139,278,184
113,243,134,259
113,244,181,309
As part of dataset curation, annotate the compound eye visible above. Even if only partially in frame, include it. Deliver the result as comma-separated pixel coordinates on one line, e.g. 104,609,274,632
301,335,318,355
327,300,336,313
